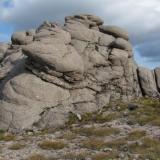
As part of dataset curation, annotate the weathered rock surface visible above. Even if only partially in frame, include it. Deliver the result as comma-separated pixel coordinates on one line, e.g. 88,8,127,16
155,67,160,92
138,67,159,97
99,25,129,40
0,14,159,132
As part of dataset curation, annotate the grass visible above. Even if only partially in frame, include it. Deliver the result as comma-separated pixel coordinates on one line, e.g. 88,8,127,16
0,133,16,141
106,100,128,112
73,127,120,137
82,138,107,150
105,138,127,151
0,130,5,134
66,112,119,127
38,140,66,150
91,152,118,160
60,131,77,140
25,154,48,160
136,98,160,107
128,137,160,155
127,98,160,126
94,113,119,123
64,151,88,160
8,143,26,150
66,100,129,127
126,130,146,141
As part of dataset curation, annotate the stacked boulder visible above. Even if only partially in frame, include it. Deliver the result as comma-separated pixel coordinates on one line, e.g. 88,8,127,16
0,14,159,132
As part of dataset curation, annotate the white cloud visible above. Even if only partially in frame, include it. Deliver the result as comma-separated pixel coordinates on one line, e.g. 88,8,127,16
0,0,160,65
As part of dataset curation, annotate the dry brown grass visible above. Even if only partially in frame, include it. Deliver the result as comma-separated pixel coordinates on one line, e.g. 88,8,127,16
126,130,146,141
0,133,16,141
73,127,120,137
60,131,77,140
8,143,26,150
82,138,106,150
38,140,66,150
25,154,48,160
105,138,126,150
128,98,160,126
91,152,118,160
64,151,88,160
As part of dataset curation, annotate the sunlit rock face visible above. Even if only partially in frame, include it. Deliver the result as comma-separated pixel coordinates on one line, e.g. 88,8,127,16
0,14,159,132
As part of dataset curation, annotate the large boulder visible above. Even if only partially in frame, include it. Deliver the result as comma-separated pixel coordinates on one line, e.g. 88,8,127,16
113,38,132,52
11,31,34,45
155,67,160,92
99,25,129,40
0,14,159,132
0,73,70,132
138,67,159,97
64,20,100,43
65,14,103,28
34,22,71,44
0,43,9,62
23,42,84,82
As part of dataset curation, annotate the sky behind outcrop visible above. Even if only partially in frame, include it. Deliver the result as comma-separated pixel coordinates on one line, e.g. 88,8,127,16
0,0,160,68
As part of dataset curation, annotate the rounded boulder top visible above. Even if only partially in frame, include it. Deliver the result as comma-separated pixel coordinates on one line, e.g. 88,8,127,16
65,14,104,28
99,25,129,40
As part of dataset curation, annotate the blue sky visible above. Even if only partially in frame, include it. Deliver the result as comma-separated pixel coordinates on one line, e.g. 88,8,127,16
0,0,160,69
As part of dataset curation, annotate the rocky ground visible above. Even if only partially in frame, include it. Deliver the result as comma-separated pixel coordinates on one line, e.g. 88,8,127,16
0,98,160,160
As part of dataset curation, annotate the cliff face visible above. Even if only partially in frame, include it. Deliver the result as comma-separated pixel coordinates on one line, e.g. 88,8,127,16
0,14,159,132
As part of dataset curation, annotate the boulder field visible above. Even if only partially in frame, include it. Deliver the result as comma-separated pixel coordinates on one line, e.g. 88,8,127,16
0,14,159,132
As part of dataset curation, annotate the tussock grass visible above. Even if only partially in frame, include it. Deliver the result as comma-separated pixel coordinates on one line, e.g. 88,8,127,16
105,138,126,150
25,154,48,160
128,98,160,126
126,130,146,141
91,152,118,160
8,143,26,150
38,140,66,150
82,138,106,150
64,151,88,160
66,112,119,127
61,131,77,140
0,133,16,141
128,137,160,155
73,127,120,137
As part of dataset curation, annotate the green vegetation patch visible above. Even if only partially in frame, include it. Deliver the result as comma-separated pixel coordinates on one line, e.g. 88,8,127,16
66,111,119,127
127,98,160,126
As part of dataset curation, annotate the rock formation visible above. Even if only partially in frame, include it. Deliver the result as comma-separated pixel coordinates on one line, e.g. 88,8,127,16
0,14,159,132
